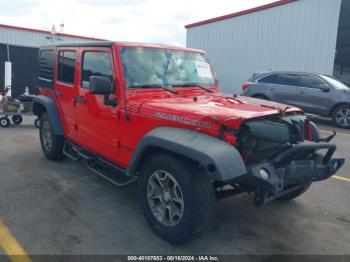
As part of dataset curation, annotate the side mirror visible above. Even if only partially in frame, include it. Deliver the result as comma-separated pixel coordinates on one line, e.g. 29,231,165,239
89,76,117,107
319,85,330,92
89,76,112,95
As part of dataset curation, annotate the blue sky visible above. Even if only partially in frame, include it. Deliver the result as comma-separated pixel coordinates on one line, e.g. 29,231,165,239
0,0,275,45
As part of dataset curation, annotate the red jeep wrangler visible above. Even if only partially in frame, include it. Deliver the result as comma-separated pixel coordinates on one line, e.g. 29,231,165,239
33,41,344,244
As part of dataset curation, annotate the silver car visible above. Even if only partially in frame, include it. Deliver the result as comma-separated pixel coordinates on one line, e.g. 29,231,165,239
242,71,350,128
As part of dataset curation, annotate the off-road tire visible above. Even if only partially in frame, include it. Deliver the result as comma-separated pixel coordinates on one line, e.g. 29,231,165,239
138,153,215,244
277,183,311,201
39,113,64,160
0,117,10,127
12,115,23,125
331,104,350,129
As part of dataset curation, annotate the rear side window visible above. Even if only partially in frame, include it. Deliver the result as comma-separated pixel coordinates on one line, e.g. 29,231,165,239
259,74,300,86
81,52,113,88
58,51,77,85
258,74,278,84
38,49,55,88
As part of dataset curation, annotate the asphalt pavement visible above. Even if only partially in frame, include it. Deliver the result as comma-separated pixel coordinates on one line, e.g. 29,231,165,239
0,116,349,256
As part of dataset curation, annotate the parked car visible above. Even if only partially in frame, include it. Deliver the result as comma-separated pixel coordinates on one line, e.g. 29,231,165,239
242,71,350,128
33,43,344,244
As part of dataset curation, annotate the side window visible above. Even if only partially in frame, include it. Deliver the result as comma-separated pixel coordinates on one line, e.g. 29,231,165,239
298,75,325,89
81,52,113,88
259,74,300,86
276,74,300,86
38,49,55,88
58,51,77,85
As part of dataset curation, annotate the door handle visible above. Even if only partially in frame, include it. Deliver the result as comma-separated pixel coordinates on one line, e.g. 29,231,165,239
55,90,63,97
74,96,87,104
299,91,305,95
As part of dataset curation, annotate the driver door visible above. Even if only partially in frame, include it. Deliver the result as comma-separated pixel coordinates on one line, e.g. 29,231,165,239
74,48,121,162
293,74,331,116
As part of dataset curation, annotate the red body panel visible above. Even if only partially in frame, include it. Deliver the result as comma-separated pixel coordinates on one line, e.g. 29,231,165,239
38,41,302,168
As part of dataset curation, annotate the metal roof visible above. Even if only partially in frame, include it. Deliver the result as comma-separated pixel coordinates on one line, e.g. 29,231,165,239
0,23,106,41
185,0,298,29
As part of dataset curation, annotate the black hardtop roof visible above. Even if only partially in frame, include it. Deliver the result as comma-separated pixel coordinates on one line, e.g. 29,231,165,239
40,41,114,49
38,41,204,53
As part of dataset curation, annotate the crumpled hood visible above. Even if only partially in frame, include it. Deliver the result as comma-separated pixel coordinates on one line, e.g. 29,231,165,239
137,94,302,128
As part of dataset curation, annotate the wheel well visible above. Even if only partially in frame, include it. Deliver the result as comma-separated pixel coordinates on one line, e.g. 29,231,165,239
33,103,47,118
134,146,200,175
329,103,350,117
252,94,269,100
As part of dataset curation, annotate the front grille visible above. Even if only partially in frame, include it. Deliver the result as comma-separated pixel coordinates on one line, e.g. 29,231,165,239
237,113,308,164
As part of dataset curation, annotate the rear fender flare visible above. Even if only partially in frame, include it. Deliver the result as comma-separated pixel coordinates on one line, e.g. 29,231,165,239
127,127,247,182
33,95,64,135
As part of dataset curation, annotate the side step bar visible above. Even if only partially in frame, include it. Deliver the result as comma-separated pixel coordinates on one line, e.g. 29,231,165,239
86,160,137,187
63,142,81,161
63,141,137,187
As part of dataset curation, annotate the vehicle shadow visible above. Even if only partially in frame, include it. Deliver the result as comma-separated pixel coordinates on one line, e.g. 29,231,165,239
308,115,350,134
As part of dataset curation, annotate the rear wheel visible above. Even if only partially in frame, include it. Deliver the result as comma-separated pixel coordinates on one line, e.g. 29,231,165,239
138,153,215,244
276,183,311,201
331,104,350,129
12,115,23,125
39,113,64,160
0,117,10,127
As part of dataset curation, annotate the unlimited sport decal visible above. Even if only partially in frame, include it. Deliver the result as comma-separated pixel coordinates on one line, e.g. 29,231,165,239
155,112,211,128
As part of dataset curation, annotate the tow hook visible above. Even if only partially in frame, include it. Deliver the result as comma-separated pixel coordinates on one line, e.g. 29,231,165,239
318,131,336,142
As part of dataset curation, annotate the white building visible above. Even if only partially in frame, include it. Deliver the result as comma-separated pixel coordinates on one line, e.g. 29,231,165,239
0,23,105,97
186,0,349,93
0,23,104,47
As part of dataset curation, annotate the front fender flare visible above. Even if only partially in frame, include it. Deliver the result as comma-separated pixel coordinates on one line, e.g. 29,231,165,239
127,127,247,182
33,95,64,135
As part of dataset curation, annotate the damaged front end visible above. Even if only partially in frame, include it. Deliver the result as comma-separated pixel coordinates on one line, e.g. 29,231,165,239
219,113,345,206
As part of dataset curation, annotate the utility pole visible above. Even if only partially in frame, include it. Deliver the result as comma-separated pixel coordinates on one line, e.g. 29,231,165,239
6,43,10,61
4,43,12,97
60,22,64,33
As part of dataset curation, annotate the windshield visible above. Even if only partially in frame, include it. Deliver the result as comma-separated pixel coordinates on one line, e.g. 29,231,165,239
120,47,215,89
321,75,350,90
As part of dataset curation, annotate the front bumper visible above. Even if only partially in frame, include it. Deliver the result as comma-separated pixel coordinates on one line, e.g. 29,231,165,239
236,142,344,204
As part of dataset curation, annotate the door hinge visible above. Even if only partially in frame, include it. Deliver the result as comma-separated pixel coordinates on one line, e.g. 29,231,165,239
111,110,121,119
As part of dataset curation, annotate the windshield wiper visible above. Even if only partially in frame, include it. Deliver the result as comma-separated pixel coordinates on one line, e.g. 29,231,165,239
172,83,214,93
129,84,178,94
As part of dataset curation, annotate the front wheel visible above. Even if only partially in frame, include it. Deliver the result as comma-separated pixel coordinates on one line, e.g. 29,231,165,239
138,153,215,244
331,104,350,129
276,183,311,201
39,113,64,160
